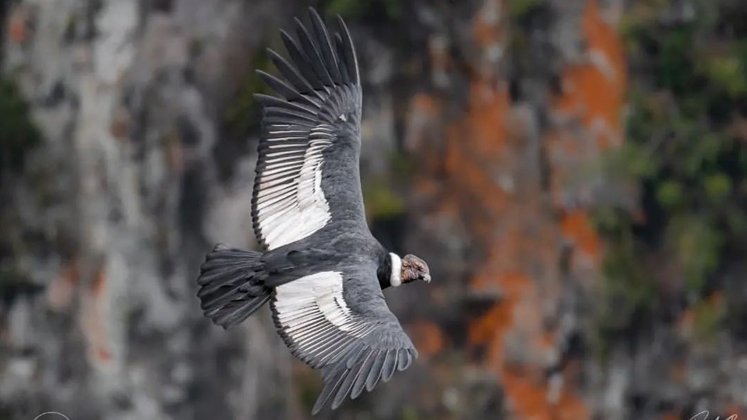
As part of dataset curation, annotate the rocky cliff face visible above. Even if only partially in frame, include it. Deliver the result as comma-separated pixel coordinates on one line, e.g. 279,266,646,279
0,1,293,419
398,0,623,418
2,0,746,419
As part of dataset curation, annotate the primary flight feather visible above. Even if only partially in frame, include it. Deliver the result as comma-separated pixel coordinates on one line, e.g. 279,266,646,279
195,8,432,415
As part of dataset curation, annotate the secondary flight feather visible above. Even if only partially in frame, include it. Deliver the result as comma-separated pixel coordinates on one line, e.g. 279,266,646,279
195,8,432,415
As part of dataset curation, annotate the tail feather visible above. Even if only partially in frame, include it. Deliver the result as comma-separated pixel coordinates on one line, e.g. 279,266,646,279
196,244,271,329
212,294,272,327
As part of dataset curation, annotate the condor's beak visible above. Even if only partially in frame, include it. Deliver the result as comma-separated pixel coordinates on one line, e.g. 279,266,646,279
422,274,431,284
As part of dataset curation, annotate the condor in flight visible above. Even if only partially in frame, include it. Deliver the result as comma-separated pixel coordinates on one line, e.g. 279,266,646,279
196,8,431,415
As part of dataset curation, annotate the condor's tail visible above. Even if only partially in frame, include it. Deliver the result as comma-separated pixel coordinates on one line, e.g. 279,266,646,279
196,244,271,328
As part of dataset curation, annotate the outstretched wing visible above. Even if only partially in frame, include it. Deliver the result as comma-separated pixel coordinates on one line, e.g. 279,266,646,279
252,9,363,250
270,263,417,414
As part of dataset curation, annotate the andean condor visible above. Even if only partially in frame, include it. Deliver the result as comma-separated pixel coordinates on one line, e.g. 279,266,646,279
196,8,432,415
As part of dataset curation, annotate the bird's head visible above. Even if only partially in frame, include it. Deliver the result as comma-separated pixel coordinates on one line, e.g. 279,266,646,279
401,254,431,285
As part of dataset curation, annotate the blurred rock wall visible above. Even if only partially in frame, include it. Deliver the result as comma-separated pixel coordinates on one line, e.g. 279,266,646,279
2,0,746,419
396,0,623,418
0,1,294,419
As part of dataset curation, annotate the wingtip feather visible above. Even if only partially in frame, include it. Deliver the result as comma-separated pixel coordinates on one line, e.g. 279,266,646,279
335,15,359,86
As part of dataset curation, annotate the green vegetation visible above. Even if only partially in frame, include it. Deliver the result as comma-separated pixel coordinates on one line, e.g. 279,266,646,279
667,216,723,296
295,371,322,413
594,0,747,347
0,76,41,297
223,50,272,138
363,149,415,222
401,405,421,420
705,55,747,97
506,0,543,21
0,77,41,174
692,296,725,341
363,177,406,220
323,0,403,20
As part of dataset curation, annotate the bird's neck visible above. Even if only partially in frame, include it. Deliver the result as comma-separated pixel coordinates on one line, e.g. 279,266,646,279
377,252,402,289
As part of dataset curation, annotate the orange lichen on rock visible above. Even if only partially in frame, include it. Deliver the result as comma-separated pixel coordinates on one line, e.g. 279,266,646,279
405,0,627,416
47,259,80,310
110,108,132,141
405,93,443,157
469,304,506,348
82,266,114,365
456,1,623,418
547,0,625,272
472,2,502,50
443,81,511,239
469,268,588,419
462,81,511,157
553,0,627,149
96,346,113,362
503,369,588,420
409,321,446,359
90,266,107,297
677,306,695,338
7,6,30,44
561,209,601,261
468,271,530,349
406,92,455,218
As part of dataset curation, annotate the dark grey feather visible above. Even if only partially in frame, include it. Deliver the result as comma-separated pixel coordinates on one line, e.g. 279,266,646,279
333,363,360,409
381,349,397,382
397,348,411,371
313,364,347,415
197,265,250,288
262,114,315,126
365,350,385,392
293,18,334,87
351,350,376,399
265,48,321,98
336,15,359,85
308,8,342,84
213,295,270,327
199,283,248,309
253,93,318,116
345,341,368,369
280,29,325,90
333,33,350,83
196,246,271,329
255,69,312,105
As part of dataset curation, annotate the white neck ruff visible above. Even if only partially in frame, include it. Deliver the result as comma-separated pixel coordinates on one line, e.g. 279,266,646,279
389,253,402,287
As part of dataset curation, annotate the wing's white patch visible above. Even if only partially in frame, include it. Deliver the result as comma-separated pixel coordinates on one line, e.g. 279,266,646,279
275,272,353,330
389,253,402,287
274,272,372,361
255,125,335,249
339,113,347,121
